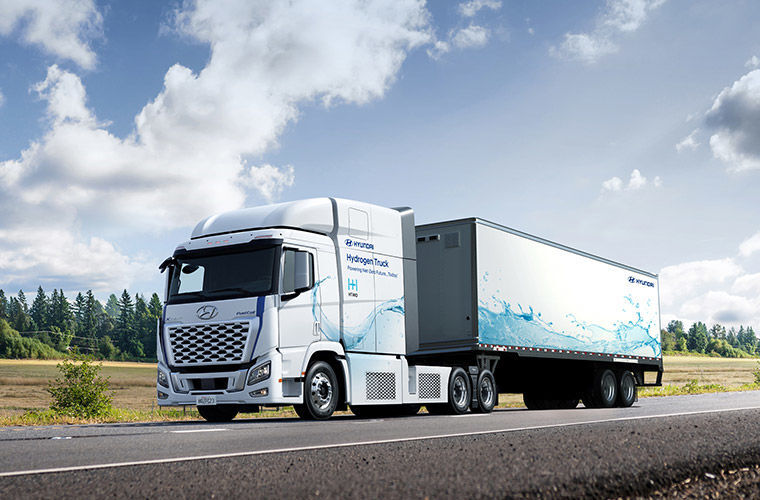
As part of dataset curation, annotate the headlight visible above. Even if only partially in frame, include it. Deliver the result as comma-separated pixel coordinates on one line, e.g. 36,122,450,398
247,362,271,386
157,369,169,388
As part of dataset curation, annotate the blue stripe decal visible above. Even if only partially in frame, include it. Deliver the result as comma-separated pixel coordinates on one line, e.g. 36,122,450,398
250,295,266,360
159,305,169,366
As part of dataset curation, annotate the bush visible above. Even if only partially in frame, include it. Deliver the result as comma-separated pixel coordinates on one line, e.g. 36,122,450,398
47,356,114,418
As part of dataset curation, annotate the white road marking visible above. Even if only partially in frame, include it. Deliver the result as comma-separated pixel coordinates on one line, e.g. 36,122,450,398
170,429,228,434
50,437,72,440
2,404,760,478
451,413,491,418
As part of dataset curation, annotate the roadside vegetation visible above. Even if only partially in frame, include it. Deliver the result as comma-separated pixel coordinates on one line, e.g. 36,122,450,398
0,356,758,426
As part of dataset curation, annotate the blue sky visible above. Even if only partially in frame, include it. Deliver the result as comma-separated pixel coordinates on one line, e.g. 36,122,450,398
1,0,759,328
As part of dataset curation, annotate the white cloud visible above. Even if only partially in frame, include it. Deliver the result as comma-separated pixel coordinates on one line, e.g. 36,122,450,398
739,232,760,257
0,0,102,69
601,176,623,192
451,25,489,49
601,169,661,192
426,40,451,60
675,129,700,152
552,0,667,64
0,0,434,291
745,55,759,69
458,0,501,18
705,69,760,172
660,233,760,328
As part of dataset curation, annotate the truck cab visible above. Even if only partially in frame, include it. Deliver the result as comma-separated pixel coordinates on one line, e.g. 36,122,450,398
156,198,450,421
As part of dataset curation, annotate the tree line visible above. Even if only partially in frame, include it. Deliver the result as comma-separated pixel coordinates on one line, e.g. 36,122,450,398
0,287,161,360
661,320,758,357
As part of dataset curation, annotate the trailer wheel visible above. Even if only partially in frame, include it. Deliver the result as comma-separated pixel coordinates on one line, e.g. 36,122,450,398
617,371,636,407
474,369,496,413
301,361,339,420
446,367,471,414
585,369,617,408
198,404,239,422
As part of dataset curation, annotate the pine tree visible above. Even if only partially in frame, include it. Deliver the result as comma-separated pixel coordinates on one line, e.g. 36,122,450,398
687,322,708,353
116,290,141,357
727,327,738,347
709,323,726,339
73,292,87,335
105,294,120,319
0,290,7,320
82,290,98,339
30,286,49,331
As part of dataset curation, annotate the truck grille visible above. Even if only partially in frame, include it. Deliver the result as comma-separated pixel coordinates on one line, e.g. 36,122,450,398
167,321,251,365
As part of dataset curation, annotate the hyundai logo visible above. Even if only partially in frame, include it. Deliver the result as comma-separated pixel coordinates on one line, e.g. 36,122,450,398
196,305,218,320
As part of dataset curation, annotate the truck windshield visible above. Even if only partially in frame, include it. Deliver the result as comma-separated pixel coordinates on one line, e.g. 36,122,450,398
167,245,278,304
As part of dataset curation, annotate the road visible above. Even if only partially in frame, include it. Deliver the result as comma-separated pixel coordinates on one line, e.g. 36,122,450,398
1,391,760,498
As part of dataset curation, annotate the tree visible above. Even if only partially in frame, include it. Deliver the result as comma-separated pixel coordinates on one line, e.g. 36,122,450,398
116,290,141,357
727,327,738,348
105,294,120,319
30,286,49,332
709,323,726,340
72,292,87,335
0,290,7,321
687,322,709,354
661,329,675,351
49,289,74,335
9,296,31,333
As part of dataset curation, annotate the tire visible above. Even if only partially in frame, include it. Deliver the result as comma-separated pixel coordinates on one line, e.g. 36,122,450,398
446,367,471,415
301,361,339,420
474,370,496,413
292,404,310,419
587,369,618,408
197,404,239,422
617,371,636,407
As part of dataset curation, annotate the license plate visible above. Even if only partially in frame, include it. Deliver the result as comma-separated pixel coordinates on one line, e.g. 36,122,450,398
196,395,217,406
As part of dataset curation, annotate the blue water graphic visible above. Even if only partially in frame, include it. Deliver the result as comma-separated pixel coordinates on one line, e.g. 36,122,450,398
311,277,405,350
478,295,661,357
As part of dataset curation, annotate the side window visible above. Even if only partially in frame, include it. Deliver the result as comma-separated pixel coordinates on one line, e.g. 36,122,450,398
282,249,315,294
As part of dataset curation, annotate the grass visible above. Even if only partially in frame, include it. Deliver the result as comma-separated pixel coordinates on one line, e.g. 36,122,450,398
0,356,758,425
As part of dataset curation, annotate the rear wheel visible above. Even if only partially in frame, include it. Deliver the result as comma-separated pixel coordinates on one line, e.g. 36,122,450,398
198,404,239,422
585,369,618,408
300,361,339,420
447,367,471,415
474,370,496,413
617,371,636,407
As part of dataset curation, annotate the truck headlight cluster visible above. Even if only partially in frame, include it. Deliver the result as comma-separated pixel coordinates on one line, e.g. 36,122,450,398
157,369,169,388
247,361,271,386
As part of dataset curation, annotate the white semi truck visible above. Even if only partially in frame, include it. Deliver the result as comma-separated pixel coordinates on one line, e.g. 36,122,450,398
156,198,662,422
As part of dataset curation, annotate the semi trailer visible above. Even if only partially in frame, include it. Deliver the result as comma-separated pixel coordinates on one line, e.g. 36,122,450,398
156,198,662,422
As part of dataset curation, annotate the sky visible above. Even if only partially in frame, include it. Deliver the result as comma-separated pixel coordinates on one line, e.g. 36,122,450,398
0,0,759,330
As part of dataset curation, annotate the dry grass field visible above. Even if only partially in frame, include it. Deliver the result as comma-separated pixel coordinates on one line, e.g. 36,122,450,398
0,355,758,420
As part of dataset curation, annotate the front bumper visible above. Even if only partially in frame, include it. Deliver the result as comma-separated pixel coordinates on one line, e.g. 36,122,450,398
156,349,303,406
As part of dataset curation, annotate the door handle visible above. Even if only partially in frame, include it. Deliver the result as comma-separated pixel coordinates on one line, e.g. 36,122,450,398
313,321,320,336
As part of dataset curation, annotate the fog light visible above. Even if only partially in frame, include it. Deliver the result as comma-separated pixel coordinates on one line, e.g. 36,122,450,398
247,362,271,386
249,388,268,398
157,391,169,400
157,369,169,388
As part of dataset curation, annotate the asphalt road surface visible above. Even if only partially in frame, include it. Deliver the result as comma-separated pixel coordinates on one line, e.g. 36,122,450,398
1,391,760,498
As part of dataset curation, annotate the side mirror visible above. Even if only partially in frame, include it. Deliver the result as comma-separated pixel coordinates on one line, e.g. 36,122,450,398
294,251,313,293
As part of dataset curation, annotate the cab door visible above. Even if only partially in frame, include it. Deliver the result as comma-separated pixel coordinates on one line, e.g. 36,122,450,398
278,246,320,349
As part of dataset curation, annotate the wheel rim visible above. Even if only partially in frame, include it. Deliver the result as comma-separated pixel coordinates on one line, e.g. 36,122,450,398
622,375,634,402
452,375,468,408
602,373,615,403
310,372,333,411
479,376,495,407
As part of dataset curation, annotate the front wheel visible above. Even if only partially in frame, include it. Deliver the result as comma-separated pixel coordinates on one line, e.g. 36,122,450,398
301,361,339,420
198,404,239,422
